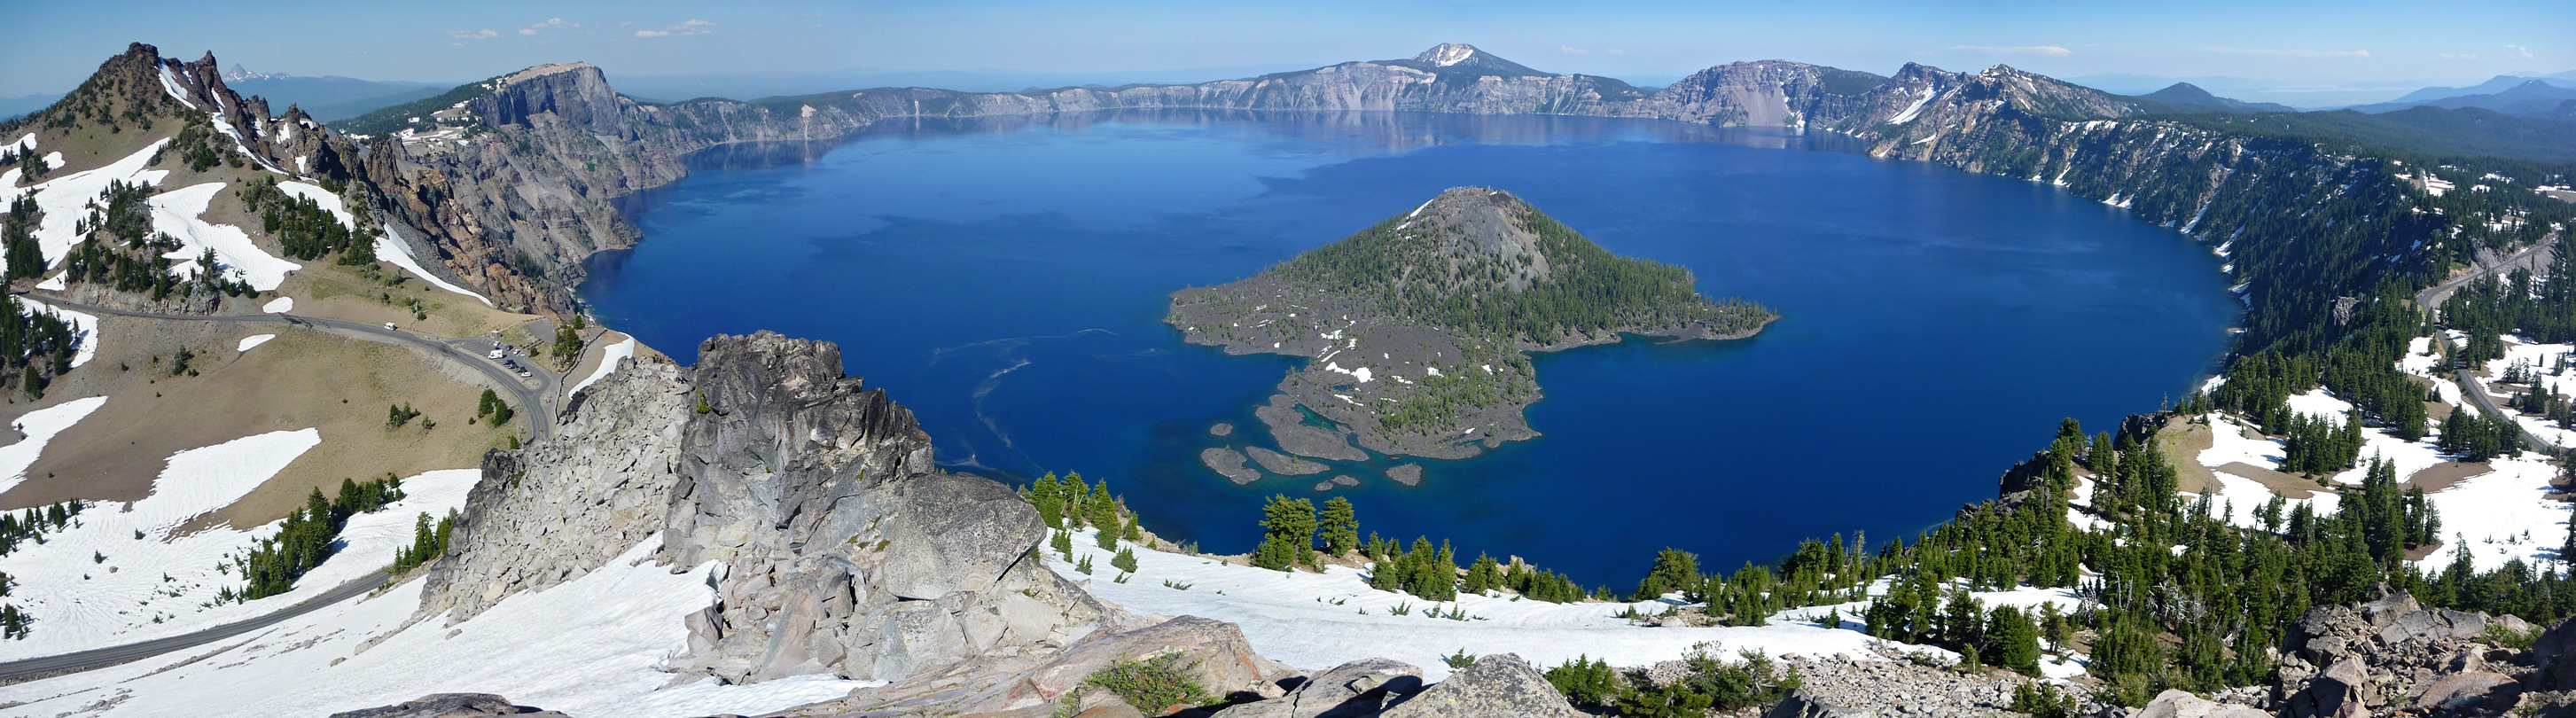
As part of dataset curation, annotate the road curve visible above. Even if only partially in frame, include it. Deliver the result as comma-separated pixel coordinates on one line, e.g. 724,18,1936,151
2453,369,2558,453
0,294,566,682
0,570,390,681
13,293,558,440
2416,232,2558,312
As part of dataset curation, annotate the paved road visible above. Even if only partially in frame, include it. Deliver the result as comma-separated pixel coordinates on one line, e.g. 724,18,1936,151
0,570,388,681
0,294,576,682
15,293,559,440
2416,231,2559,312
2453,369,2559,454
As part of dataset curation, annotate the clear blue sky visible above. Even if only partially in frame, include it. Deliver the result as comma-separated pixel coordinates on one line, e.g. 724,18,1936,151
4,0,2569,98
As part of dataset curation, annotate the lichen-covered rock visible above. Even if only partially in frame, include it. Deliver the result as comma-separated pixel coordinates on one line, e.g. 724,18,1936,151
1377,653,1583,718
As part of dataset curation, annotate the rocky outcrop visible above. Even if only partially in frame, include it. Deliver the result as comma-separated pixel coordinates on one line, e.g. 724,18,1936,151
2270,585,2541,717
422,332,1130,686
324,694,568,718
656,332,1133,683
784,616,1289,717
418,354,691,621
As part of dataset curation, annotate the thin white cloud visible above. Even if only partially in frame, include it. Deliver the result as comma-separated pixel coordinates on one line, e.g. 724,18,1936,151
1559,45,1589,55
520,18,581,35
1950,45,2073,58
448,29,499,40
1604,49,1627,56
2440,53,2482,60
635,19,714,38
2196,46,2369,59
2506,44,2534,60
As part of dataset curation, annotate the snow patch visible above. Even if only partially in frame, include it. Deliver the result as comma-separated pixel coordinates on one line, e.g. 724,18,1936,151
570,338,637,395
1887,88,1934,125
150,183,301,291
237,333,275,353
0,396,108,496
262,296,293,313
15,298,98,367
376,225,493,307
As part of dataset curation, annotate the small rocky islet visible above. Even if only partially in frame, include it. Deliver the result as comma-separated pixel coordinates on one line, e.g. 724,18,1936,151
1170,186,1776,488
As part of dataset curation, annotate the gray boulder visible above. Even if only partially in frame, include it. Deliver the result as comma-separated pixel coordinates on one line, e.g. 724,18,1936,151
2282,657,2370,718
1212,658,1425,718
1760,689,1877,718
1378,654,1583,718
2413,670,2518,711
2132,689,2268,718
325,693,568,718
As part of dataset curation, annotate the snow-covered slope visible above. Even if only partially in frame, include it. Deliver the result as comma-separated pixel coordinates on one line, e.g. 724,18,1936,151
0,538,871,717
1042,527,2073,682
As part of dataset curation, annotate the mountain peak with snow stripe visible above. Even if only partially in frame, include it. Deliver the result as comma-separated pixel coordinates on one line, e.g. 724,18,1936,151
1392,43,1550,77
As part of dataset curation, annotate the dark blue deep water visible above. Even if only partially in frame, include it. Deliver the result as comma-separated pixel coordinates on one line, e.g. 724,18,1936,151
583,111,2239,586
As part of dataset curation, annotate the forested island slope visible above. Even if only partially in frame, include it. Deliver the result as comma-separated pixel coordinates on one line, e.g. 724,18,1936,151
1168,187,1772,464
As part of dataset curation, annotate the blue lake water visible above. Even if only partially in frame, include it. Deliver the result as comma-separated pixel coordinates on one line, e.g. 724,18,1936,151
583,110,2240,586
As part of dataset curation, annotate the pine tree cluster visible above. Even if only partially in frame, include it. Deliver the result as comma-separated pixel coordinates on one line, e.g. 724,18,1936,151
228,476,405,602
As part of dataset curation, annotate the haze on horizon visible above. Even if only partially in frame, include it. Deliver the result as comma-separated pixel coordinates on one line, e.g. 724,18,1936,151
2,0,2570,107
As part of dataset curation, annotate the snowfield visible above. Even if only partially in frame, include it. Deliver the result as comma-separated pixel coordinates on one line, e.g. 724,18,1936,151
275,180,355,229
2483,339,2576,450
0,140,170,264
2184,379,2573,572
238,333,275,353
262,296,293,313
1042,527,2066,682
2424,456,2571,572
0,429,344,660
149,182,301,291
0,538,874,718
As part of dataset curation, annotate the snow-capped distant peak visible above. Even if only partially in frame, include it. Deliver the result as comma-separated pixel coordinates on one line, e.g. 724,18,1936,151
1417,43,1479,67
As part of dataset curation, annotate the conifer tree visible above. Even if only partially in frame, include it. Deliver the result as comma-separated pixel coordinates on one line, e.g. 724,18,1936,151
1252,495,1316,571
1318,496,1359,557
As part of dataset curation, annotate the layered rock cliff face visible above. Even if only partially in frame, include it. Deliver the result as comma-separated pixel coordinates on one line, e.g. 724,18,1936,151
420,332,1130,685
347,45,1658,313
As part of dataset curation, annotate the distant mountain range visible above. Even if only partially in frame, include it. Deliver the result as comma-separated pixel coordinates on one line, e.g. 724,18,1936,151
2068,71,2576,112
2346,77,2576,118
2128,82,2298,113
222,73,452,121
